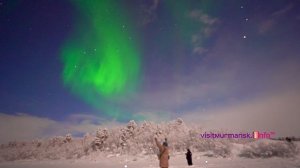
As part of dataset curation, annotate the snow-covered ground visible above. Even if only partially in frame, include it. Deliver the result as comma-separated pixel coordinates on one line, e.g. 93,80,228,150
0,153,300,168
0,119,299,167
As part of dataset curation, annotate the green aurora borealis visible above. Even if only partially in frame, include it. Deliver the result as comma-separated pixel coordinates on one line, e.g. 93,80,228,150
61,1,141,120
60,1,216,120
2,0,300,138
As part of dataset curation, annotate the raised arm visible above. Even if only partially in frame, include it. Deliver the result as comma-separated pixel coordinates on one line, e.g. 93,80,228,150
155,137,163,151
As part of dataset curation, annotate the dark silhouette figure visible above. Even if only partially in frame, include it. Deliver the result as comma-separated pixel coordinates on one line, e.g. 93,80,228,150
186,149,193,166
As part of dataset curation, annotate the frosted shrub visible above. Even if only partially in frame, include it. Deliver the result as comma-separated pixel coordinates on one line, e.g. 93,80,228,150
93,128,109,150
65,133,72,143
239,139,299,158
127,120,137,131
210,140,232,157
8,141,17,147
32,139,42,147
0,119,298,161
48,136,65,147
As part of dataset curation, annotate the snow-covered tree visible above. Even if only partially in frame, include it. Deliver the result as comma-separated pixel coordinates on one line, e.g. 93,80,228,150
65,133,72,143
93,128,109,150
0,119,299,161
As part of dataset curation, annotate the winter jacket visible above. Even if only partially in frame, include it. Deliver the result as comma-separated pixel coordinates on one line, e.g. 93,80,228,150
155,139,169,168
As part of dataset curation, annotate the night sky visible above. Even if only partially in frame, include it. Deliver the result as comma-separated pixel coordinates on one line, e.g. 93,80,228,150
1,0,300,141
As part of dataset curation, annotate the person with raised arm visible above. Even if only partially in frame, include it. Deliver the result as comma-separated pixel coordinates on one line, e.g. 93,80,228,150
155,137,169,168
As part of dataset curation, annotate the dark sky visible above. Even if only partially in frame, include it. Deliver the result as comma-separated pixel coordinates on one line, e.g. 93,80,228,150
0,0,300,140
0,0,93,120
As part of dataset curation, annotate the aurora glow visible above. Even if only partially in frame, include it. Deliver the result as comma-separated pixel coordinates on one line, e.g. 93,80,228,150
2,0,300,141
61,1,141,119
60,1,217,120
